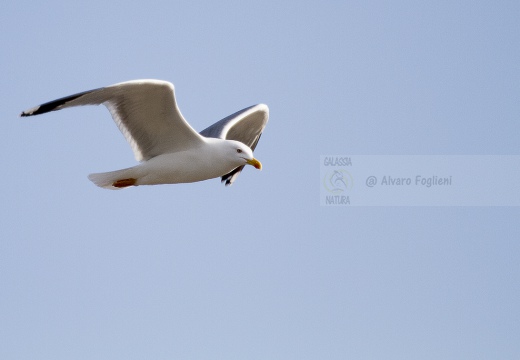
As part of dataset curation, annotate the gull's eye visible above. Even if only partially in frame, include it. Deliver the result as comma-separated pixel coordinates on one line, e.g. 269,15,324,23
236,148,242,153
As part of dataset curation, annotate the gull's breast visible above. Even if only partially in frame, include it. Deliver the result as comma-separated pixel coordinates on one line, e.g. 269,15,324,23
136,146,237,185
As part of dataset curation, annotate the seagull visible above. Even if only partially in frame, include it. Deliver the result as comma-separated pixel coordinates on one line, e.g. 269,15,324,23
20,79,268,189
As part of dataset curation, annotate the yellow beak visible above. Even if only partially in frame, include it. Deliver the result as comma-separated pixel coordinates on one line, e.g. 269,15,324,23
246,158,262,170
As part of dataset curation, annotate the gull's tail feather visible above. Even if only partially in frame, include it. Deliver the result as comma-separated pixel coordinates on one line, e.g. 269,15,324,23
88,167,138,190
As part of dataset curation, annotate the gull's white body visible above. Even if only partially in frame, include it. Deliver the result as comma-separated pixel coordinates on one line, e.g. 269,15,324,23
89,138,253,189
21,79,268,189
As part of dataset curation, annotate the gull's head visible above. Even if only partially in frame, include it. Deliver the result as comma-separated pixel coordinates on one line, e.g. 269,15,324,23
226,140,262,170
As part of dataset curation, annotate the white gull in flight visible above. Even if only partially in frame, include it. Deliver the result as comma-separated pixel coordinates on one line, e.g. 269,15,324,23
21,79,268,189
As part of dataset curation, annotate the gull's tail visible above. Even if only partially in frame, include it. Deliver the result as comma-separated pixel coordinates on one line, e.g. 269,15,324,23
88,167,138,190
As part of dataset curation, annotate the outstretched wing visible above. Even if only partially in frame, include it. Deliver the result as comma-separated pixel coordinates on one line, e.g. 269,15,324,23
200,104,268,185
21,79,205,161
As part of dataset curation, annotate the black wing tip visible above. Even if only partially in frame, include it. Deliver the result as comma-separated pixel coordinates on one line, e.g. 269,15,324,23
221,166,245,186
19,88,99,118
221,176,232,186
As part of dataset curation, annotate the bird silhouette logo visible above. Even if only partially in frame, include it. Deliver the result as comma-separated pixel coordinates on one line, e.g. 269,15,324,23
323,169,353,194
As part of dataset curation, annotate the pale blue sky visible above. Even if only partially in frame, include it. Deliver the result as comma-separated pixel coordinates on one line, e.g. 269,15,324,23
1,1,519,359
